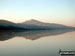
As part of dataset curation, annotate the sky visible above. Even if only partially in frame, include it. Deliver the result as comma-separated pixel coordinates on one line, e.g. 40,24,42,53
0,0,75,27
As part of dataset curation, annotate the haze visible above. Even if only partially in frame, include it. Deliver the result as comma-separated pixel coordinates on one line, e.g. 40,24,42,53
0,0,75,27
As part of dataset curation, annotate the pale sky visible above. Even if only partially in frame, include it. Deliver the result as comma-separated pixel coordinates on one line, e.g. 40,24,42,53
0,0,75,27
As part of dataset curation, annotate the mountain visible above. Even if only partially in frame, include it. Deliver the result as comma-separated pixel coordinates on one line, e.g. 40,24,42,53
19,19,75,29
22,19,44,25
0,20,16,26
0,19,75,31
0,20,29,31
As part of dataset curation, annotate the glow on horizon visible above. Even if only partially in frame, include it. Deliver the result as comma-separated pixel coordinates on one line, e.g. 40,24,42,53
0,0,75,27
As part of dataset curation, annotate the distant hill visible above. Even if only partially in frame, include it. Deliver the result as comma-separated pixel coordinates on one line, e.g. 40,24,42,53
0,20,16,26
19,19,75,29
0,19,75,31
0,20,29,31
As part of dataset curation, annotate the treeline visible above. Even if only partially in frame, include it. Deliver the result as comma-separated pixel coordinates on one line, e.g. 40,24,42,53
0,25,29,31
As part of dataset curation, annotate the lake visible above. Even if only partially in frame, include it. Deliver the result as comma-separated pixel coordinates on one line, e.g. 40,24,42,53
0,29,75,56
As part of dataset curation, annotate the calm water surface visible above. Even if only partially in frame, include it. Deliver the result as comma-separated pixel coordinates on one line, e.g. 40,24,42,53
0,30,75,56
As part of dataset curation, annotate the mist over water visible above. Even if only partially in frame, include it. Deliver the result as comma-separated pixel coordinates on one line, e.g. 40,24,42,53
0,29,75,56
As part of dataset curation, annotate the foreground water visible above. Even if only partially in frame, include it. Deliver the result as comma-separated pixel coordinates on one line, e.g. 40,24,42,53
0,29,75,56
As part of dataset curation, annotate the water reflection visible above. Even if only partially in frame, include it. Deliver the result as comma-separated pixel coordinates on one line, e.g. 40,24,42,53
0,29,75,41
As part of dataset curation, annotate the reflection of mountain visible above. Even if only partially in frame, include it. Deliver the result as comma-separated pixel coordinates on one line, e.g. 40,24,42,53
0,29,75,41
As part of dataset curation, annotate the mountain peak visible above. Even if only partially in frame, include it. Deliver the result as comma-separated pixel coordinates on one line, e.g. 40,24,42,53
28,19,41,22
30,19,38,21
22,19,42,25
0,20,8,22
0,20,13,23
0,19,15,26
